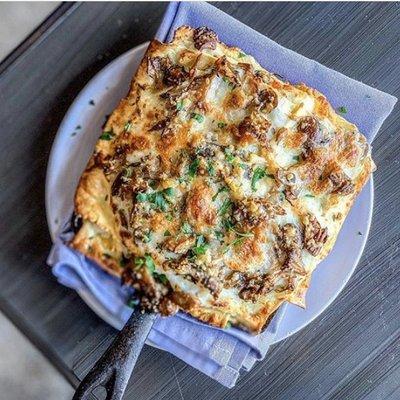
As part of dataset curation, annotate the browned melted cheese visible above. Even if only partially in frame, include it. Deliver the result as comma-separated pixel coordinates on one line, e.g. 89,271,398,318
71,26,374,333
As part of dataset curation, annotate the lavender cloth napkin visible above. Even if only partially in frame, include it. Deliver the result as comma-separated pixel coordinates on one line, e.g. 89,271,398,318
48,1,397,388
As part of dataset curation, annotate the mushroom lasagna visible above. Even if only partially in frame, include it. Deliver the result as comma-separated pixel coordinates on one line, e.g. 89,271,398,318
71,26,374,333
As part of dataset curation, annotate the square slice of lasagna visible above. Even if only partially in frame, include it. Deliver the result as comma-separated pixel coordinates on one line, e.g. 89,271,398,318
71,26,374,333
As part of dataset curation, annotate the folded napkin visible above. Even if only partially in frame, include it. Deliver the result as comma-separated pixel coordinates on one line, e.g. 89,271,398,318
48,1,397,388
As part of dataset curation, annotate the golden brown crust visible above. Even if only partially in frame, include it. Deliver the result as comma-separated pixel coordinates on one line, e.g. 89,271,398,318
71,26,374,333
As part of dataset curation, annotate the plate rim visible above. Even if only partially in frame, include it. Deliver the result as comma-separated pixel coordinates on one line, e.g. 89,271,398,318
45,42,374,342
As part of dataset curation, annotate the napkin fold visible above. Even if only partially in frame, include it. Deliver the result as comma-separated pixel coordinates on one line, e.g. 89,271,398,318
48,1,397,388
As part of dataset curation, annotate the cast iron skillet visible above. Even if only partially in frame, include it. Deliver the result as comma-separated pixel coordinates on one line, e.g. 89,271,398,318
73,310,156,400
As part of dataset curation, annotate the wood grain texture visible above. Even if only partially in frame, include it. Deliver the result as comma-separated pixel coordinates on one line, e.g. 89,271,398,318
0,2,399,400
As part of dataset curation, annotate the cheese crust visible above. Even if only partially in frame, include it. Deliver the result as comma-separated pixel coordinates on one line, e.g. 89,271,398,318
71,26,374,333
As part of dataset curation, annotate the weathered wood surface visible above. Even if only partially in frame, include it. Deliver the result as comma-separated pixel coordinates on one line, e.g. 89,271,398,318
0,3,399,399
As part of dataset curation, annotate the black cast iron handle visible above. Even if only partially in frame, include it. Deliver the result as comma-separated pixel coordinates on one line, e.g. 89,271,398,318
73,310,156,400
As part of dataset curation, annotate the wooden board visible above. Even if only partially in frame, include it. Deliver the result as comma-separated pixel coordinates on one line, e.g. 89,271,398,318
0,2,399,399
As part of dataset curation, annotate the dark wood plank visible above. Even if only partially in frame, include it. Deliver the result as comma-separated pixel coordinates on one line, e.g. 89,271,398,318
0,2,399,400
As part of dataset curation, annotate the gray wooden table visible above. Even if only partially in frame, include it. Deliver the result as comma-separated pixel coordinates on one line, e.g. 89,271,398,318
1,3,399,399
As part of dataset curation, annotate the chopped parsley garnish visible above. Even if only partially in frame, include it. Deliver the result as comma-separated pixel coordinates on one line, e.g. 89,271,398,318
164,230,171,237
143,232,152,243
222,229,253,253
124,121,132,131
222,218,234,231
219,199,232,216
207,162,215,176
251,167,267,191
305,194,315,198
337,106,348,114
188,158,200,178
231,237,245,247
238,52,246,58
153,192,169,211
192,235,209,256
176,100,185,111
212,186,228,201
224,148,235,163
99,131,115,140
136,193,147,202
165,214,173,222
133,254,158,274
145,255,156,273
127,298,140,308
163,187,175,197
181,222,193,235
136,188,174,211
215,230,224,240
217,122,227,128
292,155,300,162
154,273,168,285
134,256,144,268
191,112,204,123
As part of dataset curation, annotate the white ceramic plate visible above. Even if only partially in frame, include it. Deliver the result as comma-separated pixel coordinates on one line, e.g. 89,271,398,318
45,42,373,342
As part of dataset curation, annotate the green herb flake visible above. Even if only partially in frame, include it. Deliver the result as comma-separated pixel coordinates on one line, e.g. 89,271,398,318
207,162,215,176
217,122,227,129
124,121,132,131
136,193,147,202
222,77,235,90
215,230,224,240
192,235,209,256
212,186,228,201
165,214,173,222
238,52,246,58
127,298,140,308
164,230,171,237
222,218,234,231
305,194,315,198
176,100,185,111
134,257,144,268
181,222,193,235
163,187,175,197
251,167,266,191
152,192,168,211
358,231,363,236
231,237,245,247
219,199,232,216
154,273,168,285
292,155,300,162
144,254,156,273
191,113,204,123
99,131,114,140
224,148,235,163
337,106,348,114
188,158,200,178
143,232,152,243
